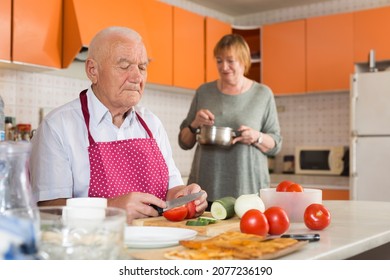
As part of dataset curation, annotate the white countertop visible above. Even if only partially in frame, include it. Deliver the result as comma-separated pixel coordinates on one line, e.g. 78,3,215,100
279,200,390,259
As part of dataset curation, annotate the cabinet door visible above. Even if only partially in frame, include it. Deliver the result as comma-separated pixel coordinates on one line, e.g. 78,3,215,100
141,0,173,86
322,189,349,200
0,0,11,61
262,20,306,95
63,0,149,68
306,13,354,92
205,17,231,83
13,0,63,68
354,6,390,62
173,7,204,89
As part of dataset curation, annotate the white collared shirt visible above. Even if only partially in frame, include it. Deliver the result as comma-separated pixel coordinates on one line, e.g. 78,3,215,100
30,88,183,203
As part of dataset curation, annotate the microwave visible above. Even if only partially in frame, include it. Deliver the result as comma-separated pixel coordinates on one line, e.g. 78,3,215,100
295,146,349,175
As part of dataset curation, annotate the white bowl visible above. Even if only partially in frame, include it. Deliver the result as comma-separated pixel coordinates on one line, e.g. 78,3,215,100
260,188,322,222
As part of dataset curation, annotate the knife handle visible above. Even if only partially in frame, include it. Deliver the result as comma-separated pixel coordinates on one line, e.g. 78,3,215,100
151,204,163,216
281,233,320,242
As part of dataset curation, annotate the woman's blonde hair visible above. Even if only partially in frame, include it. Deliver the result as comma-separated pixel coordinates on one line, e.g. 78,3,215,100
213,33,252,75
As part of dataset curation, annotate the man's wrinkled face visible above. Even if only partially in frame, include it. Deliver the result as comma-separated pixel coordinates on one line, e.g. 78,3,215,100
94,39,148,112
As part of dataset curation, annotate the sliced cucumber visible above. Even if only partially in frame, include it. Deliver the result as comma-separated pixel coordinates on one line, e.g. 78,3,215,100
197,217,217,224
211,196,236,220
186,220,209,226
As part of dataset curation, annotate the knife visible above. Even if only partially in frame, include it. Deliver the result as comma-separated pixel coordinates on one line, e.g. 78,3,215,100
151,191,204,215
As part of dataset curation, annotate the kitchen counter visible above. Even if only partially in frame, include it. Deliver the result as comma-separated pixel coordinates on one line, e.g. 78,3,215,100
125,200,390,260
279,200,390,259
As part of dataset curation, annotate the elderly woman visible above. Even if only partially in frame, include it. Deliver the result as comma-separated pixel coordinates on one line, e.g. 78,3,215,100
178,33,282,206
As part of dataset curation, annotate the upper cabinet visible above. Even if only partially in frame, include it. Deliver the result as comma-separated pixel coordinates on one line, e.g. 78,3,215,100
0,0,11,62
205,17,231,83
12,0,63,68
306,12,354,92
140,0,173,86
354,6,390,63
262,20,306,95
173,7,204,89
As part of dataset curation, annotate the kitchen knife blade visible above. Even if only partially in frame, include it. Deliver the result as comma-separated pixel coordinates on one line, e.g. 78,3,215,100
152,191,204,215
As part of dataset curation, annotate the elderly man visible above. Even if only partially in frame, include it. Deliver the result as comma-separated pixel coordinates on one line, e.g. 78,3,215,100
30,26,207,223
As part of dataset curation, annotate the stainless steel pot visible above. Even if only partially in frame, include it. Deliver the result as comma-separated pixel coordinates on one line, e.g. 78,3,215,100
197,126,240,147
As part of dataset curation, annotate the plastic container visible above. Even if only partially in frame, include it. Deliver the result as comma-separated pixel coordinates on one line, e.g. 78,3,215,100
260,188,322,222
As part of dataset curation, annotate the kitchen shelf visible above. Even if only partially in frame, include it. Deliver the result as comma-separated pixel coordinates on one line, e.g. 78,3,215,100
232,26,261,83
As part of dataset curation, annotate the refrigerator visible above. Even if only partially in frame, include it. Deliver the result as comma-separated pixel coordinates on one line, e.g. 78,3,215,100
350,70,390,201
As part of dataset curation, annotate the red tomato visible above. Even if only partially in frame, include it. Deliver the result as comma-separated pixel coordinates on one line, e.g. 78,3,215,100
264,206,290,235
276,180,294,192
240,209,269,236
186,201,196,219
163,205,188,222
304,203,331,230
286,183,304,192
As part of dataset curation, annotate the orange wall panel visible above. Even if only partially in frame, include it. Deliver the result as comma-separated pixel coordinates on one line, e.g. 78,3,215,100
262,20,306,95
0,0,11,61
354,6,390,62
13,0,62,67
173,7,205,89
205,17,231,82
306,13,354,92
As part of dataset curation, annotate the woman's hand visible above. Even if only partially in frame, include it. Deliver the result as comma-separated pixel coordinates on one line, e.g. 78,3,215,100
232,125,260,145
191,109,215,128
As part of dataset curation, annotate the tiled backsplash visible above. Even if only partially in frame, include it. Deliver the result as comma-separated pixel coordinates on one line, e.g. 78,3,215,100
0,67,349,177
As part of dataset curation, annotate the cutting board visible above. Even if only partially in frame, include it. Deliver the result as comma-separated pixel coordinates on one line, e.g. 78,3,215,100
131,212,240,237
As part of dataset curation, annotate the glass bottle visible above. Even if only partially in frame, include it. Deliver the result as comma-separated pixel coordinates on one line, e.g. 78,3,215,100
0,141,35,213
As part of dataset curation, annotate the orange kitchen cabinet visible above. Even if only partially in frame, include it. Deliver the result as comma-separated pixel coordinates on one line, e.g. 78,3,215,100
262,20,306,95
205,17,231,82
0,0,11,61
141,0,173,86
354,6,390,63
63,0,149,68
322,189,349,200
173,7,205,89
306,13,354,92
12,0,62,68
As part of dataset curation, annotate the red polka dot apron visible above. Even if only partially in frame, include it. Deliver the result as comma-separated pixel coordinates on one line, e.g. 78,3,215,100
79,90,169,200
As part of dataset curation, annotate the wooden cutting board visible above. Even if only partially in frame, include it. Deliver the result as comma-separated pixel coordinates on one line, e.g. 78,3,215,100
131,212,240,236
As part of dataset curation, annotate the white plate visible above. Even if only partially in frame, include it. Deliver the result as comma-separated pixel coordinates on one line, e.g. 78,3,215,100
124,226,197,249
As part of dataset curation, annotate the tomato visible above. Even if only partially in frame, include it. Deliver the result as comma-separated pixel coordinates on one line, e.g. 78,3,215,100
286,183,304,192
163,205,188,222
304,203,331,230
186,201,196,219
240,209,269,236
264,206,290,235
276,180,294,192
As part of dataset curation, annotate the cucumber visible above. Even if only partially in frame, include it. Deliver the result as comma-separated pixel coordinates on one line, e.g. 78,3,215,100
197,217,217,224
211,196,236,220
186,220,209,226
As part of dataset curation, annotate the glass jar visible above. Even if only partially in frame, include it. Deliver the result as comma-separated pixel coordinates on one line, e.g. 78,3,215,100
0,141,34,213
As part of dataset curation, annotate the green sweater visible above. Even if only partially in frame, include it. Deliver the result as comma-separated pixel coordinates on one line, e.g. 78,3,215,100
179,81,282,201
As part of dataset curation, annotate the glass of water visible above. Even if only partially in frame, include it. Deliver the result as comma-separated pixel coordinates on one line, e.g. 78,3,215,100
37,206,126,260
